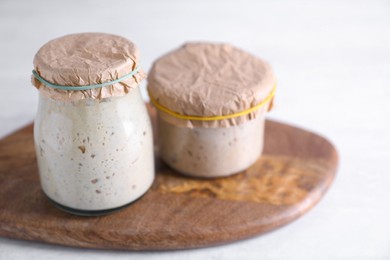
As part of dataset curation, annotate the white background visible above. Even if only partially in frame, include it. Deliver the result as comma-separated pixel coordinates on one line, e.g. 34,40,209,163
0,0,389,259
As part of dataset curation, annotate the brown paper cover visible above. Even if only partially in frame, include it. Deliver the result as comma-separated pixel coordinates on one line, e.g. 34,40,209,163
32,33,145,102
147,43,276,128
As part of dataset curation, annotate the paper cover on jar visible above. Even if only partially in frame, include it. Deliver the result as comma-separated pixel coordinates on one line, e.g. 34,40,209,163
147,43,276,128
32,33,146,102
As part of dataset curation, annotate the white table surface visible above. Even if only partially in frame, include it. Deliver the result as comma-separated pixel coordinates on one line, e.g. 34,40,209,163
0,0,389,259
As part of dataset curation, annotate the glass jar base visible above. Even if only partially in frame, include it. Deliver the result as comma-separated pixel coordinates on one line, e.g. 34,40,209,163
163,157,260,178
45,194,144,217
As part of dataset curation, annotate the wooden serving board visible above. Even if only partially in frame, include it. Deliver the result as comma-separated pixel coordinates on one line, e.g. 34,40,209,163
0,106,338,250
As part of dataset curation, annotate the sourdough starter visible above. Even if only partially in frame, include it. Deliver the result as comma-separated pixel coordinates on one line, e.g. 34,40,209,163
158,108,266,177
34,88,154,211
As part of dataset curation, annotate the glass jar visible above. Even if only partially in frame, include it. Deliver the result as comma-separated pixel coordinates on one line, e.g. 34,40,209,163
148,43,276,178
32,33,154,215
34,87,153,214
157,107,267,177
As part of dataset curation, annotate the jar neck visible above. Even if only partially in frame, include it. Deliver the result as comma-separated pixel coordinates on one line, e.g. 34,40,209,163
37,87,143,106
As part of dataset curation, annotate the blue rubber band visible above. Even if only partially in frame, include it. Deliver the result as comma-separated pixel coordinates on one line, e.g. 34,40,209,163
32,66,140,91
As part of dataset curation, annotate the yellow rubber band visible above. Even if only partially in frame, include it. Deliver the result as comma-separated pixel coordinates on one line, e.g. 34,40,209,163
148,85,276,121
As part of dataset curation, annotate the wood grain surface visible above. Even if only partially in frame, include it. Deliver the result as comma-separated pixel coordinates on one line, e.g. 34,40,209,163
0,106,338,250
